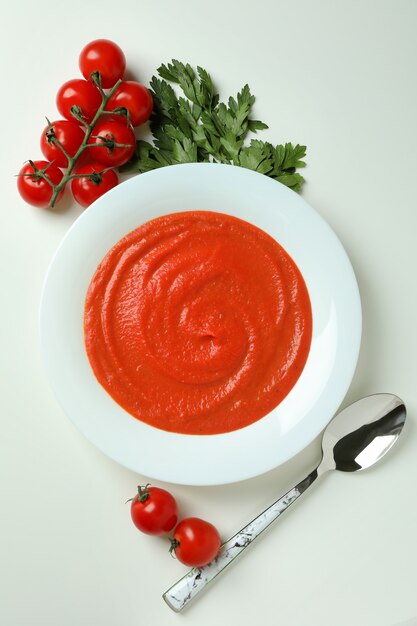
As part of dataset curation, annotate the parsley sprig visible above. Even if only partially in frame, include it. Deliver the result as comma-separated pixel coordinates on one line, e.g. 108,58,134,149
122,60,306,191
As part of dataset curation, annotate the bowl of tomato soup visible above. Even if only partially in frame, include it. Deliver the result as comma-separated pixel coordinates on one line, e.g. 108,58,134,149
40,163,361,485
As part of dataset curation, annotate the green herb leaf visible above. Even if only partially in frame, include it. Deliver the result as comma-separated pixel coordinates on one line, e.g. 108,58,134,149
121,60,306,192
172,137,198,164
247,120,269,132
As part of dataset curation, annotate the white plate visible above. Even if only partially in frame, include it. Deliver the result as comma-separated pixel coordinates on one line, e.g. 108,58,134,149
40,163,361,486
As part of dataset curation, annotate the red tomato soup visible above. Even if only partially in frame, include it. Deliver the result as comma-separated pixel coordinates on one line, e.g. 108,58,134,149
84,211,312,435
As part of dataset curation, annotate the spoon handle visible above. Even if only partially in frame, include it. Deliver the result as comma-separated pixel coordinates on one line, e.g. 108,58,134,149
163,467,319,612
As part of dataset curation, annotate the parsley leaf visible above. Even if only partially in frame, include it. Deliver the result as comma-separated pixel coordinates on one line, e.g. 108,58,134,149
122,60,306,191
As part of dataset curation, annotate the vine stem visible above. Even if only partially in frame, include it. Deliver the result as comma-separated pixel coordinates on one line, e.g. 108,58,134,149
49,77,123,208
66,166,115,181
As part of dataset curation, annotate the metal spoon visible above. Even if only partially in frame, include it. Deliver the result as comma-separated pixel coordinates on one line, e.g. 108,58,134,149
163,393,406,612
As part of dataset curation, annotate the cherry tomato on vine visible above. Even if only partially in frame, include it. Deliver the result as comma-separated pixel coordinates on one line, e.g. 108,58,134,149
17,160,64,209
79,39,126,89
106,81,153,127
129,484,178,536
89,119,136,167
56,79,101,124
40,120,85,168
71,163,118,208
171,517,221,567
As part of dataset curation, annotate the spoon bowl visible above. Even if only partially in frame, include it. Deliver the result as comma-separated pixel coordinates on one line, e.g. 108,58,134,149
320,393,406,473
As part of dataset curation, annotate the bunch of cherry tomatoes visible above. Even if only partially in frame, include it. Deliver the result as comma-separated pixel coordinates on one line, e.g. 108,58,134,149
17,39,153,209
128,484,221,568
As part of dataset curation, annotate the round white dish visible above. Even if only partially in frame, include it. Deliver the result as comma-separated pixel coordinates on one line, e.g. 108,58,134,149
40,163,361,485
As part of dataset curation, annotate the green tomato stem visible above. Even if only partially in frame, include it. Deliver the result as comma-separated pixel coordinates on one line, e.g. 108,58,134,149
66,166,115,181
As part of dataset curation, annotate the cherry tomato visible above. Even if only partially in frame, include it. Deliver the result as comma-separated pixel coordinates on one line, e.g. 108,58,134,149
17,160,64,208
56,79,101,124
40,120,85,168
71,162,118,208
89,119,136,167
106,81,153,127
79,39,126,89
129,484,178,536
171,518,221,567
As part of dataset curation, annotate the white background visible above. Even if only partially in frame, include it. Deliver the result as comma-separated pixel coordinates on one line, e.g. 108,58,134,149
1,1,416,625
